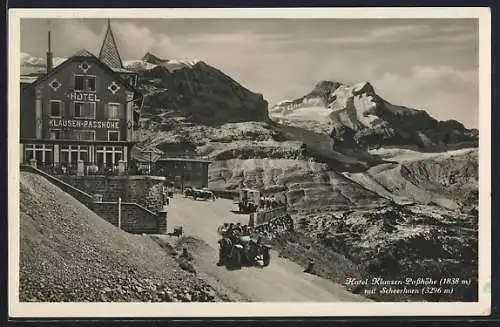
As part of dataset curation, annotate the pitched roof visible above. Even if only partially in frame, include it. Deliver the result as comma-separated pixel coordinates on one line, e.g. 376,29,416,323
20,75,40,84
73,49,95,57
111,67,134,73
24,51,139,96
98,19,124,70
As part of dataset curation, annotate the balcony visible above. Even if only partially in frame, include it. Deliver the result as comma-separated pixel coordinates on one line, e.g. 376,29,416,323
30,161,130,177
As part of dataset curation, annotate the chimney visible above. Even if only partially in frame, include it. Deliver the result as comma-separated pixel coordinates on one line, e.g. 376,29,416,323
46,21,53,73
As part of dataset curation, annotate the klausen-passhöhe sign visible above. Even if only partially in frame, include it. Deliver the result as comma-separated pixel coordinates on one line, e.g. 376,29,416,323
48,119,119,129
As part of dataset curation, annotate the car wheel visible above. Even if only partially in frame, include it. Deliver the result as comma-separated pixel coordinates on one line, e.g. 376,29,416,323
230,248,242,267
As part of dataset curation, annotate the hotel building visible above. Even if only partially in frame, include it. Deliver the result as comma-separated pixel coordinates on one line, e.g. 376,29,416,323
20,20,143,170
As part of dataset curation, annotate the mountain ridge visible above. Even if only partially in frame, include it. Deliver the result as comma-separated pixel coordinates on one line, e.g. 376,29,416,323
270,79,478,152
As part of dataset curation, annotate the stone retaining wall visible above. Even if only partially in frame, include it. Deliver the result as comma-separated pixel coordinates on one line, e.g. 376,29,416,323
59,175,166,212
21,164,168,234
92,202,167,234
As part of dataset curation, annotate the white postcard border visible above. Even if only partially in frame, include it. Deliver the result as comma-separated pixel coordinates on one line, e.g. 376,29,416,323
8,7,492,318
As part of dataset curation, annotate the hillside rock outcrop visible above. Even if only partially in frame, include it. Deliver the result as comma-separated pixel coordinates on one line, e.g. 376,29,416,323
290,203,478,301
209,158,390,212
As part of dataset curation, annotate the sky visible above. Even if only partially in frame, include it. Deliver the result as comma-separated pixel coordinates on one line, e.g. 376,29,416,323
20,18,479,128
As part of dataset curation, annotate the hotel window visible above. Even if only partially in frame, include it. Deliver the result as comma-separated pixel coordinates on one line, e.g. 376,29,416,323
74,102,96,119
50,100,61,117
49,129,61,140
86,77,96,92
108,131,120,141
60,145,89,163
76,130,95,141
24,144,53,163
74,75,97,92
75,76,85,91
107,103,121,120
96,146,123,165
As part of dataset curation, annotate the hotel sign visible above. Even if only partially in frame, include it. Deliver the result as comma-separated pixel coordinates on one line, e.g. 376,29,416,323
67,92,101,102
48,119,119,129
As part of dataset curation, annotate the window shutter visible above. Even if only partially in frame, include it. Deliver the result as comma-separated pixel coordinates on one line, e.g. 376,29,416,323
71,102,75,117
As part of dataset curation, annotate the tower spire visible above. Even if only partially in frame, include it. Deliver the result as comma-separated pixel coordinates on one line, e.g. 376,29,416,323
98,19,124,69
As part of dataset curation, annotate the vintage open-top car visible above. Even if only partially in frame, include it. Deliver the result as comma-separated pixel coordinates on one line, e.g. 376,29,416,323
237,188,260,214
183,186,194,198
217,231,271,268
184,187,215,201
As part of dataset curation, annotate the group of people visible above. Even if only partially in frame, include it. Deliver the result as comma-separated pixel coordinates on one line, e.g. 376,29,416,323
253,214,294,240
258,196,285,210
85,163,120,176
161,185,171,206
219,222,254,240
219,214,294,243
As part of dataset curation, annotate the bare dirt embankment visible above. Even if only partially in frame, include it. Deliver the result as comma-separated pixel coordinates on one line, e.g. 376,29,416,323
19,172,224,302
209,158,389,214
343,148,478,210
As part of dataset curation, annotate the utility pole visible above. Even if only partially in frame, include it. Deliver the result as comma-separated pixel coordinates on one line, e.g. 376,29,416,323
181,162,185,193
149,151,152,175
118,197,122,230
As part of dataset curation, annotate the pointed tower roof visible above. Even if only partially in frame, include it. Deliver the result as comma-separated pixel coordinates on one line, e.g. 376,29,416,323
98,19,124,70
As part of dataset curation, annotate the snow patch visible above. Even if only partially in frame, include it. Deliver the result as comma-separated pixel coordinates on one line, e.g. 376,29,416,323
20,52,67,68
353,81,371,93
277,106,331,121
126,58,201,72
275,100,294,106
160,59,201,73
20,52,200,74
123,60,158,70
369,147,477,163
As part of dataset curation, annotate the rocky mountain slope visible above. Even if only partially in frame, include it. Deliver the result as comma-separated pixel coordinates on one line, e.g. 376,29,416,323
344,147,478,211
270,81,478,152
130,53,269,126
276,202,478,301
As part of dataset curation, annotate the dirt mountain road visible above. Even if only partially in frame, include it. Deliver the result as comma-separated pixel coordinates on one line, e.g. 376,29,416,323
161,196,368,302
